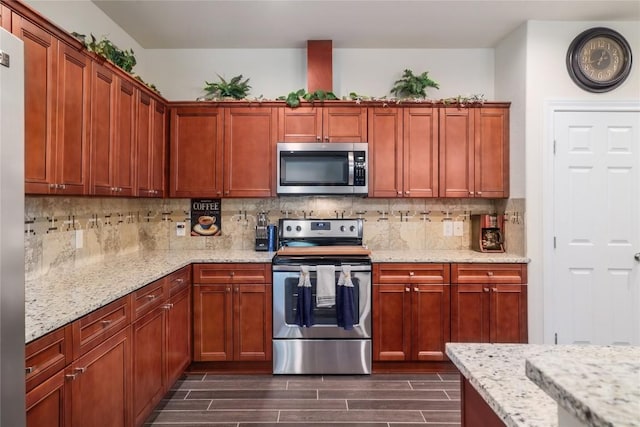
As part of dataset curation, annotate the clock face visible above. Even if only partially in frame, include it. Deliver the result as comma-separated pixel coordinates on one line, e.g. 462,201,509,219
578,36,624,83
567,27,633,93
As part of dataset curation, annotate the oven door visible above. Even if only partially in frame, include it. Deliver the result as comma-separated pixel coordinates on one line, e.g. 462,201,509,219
272,264,371,339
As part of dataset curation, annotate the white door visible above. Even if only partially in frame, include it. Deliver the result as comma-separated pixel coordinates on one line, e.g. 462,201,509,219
552,109,640,345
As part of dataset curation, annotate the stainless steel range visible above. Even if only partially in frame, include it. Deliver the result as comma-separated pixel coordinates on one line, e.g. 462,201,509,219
272,218,372,374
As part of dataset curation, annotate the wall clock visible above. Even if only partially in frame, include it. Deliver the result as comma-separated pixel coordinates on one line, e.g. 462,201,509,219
566,27,633,93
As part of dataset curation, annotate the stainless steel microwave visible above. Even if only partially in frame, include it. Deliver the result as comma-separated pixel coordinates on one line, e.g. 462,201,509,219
277,142,368,195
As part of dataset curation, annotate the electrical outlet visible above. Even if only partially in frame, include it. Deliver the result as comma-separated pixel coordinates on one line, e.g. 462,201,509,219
443,221,453,237
75,230,83,249
453,221,464,236
176,222,186,236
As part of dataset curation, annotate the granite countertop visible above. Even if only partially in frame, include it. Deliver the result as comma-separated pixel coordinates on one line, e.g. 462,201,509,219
446,343,640,427
26,249,528,343
525,346,640,427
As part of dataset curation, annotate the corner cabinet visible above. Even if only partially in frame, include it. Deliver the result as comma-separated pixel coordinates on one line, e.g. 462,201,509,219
439,106,509,198
278,106,367,142
451,263,527,343
373,264,450,362
193,263,272,362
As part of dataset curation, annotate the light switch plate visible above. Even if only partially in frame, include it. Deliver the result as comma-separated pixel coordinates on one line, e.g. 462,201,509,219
453,221,464,236
176,222,186,236
443,221,453,237
75,230,83,249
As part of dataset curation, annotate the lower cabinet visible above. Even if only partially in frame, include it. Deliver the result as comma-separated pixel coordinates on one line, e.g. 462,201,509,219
26,370,68,427
373,264,450,362
193,263,272,362
451,263,528,343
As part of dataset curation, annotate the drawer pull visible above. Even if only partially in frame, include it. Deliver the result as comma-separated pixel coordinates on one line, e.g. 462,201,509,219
65,373,78,380
25,366,34,374
175,278,184,284
101,320,112,327
487,271,494,276
409,271,415,276
230,272,235,277
405,287,410,292
163,303,174,309
75,367,86,374
146,294,157,300
483,287,490,292
414,287,419,292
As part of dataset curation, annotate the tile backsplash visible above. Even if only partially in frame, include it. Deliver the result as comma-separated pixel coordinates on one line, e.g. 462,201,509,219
25,196,525,279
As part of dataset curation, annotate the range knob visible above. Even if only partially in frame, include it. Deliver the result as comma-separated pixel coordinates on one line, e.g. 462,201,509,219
340,225,346,232
350,225,356,232
296,225,302,232
286,225,292,232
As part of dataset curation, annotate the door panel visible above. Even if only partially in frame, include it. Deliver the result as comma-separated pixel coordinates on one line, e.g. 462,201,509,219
368,108,402,197
372,284,411,361
552,110,640,345
404,108,438,197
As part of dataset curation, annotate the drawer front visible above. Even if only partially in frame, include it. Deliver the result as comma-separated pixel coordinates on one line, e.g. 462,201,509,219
167,265,192,297
375,263,449,284
72,295,131,358
25,325,72,392
194,263,271,284
452,263,526,284
132,278,166,320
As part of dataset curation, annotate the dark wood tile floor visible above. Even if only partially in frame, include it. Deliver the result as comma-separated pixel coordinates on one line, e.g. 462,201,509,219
144,373,462,426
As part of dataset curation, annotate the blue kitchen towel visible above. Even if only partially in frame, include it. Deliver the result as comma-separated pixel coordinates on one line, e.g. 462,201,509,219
336,265,355,330
295,266,314,327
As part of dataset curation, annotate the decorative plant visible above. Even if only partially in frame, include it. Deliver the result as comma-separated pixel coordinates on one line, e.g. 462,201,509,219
278,89,338,108
72,32,137,73
390,69,439,99
203,74,251,100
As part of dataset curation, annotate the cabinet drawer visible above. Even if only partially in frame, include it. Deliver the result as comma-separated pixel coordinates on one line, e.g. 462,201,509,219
166,265,191,297
132,278,167,320
25,325,72,392
451,263,526,284
194,263,271,284
72,295,130,358
374,263,449,284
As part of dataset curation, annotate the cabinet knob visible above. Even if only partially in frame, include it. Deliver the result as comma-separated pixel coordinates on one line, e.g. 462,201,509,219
234,287,239,293
163,303,174,309
405,287,410,292
100,320,112,327
25,366,34,374
409,271,414,276
476,191,482,196
59,184,66,190
176,278,184,284
226,287,231,292
397,191,402,196
316,136,321,142
324,136,329,142
414,287,419,292
75,367,86,374
230,271,235,277
483,287,490,292
65,373,78,381
469,191,474,195
146,294,157,300
405,191,410,195
217,191,222,196
49,183,57,189
487,271,494,276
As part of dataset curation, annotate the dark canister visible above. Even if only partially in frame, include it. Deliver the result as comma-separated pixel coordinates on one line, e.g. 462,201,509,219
267,224,278,251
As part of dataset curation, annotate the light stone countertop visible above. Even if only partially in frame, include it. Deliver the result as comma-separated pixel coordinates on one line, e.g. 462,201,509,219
26,249,528,343
525,346,640,427
446,343,640,427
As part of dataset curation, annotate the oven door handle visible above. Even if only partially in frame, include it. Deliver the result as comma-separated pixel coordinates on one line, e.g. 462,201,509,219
272,265,371,273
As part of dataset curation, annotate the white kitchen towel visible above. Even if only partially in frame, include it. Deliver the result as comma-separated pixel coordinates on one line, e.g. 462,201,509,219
315,265,336,307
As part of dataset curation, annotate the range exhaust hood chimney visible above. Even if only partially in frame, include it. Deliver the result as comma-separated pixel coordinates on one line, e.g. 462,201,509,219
307,40,332,93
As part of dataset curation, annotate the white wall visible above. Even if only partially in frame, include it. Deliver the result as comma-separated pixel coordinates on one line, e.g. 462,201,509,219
524,21,639,344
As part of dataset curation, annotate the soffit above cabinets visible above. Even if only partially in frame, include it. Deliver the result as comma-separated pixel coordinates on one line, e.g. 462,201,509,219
88,0,640,49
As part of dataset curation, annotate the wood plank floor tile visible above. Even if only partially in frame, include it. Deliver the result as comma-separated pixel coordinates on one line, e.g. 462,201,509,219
187,389,318,400
278,409,425,423
422,409,461,423
348,399,460,410
207,398,347,410
410,380,460,390
318,389,448,400
288,379,413,390
146,409,278,423
174,379,288,391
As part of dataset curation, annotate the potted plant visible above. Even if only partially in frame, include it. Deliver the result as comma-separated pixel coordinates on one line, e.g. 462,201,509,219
202,74,251,100
278,89,339,108
390,69,439,99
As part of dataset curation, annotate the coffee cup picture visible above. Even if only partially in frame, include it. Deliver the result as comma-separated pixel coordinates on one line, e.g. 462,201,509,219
198,215,215,230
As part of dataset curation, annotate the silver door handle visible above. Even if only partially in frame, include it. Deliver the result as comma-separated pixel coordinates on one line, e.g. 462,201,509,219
635,253,640,261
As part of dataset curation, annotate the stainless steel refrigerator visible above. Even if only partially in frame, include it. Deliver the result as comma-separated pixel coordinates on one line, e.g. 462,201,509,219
0,26,26,427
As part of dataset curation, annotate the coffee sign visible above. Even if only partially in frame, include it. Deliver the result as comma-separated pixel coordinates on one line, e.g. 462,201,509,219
190,198,221,236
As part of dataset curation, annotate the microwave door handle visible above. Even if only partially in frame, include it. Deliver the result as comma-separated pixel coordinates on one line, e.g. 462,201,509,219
348,151,355,185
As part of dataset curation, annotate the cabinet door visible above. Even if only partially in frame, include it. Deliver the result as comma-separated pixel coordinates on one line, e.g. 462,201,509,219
136,91,153,196
13,14,57,194
26,326,72,393
132,306,165,427
26,370,68,427
372,284,411,361
368,107,402,198
150,99,167,197
439,108,474,197
54,42,89,195
193,284,232,361
1,5,10,30
412,284,450,361
234,284,271,361
474,107,509,198
451,284,490,343
89,62,116,195
166,286,192,386
323,107,367,142
490,284,527,343
170,107,224,197
68,328,131,427
113,77,136,195
277,107,322,142
404,108,438,198
223,108,276,197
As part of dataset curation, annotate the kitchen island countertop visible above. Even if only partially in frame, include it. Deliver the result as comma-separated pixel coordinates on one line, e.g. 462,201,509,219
26,249,528,342
446,343,640,427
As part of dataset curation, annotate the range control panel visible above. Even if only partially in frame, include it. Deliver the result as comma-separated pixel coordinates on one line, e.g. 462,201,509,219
279,218,363,240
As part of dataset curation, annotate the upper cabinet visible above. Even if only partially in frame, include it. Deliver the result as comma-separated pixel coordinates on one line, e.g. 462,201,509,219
278,106,367,142
15,14,90,195
169,106,224,198
402,107,439,198
170,105,276,198
1,4,11,31
439,106,509,198
137,95,167,197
